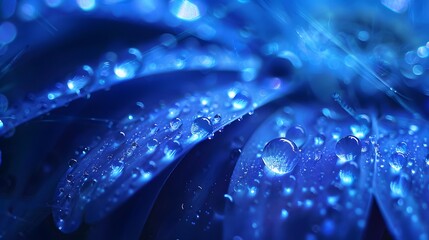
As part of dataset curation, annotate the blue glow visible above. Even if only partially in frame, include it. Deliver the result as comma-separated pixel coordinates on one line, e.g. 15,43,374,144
169,0,201,22
0,22,17,45
76,0,96,11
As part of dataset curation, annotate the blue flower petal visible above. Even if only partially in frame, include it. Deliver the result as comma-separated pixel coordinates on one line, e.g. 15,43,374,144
224,104,374,239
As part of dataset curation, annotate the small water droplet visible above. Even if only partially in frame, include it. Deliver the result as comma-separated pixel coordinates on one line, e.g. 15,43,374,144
164,140,183,160
262,138,299,175
149,124,159,135
212,114,221,124
191,117,213,138
395,142,408,154
147,139,159,153
170,117,182,131
68,159,78,167
67,65,93,93
286,125,306,147
231,92,250,110
335,135,361,164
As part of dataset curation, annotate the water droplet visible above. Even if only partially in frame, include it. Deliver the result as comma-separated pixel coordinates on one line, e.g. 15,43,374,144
67,65,93,93
395,142,407,154
149,124,159,135
191,117,213,138
282,175,296,195
425,154,429,166
335,135,361,164
339,162,359,186
170,117,182,131
262,138,299,175
114,48,142,79
212,114,221,124
286,125,306,147
168,105,181,119
147,139,159,153
164,140,183,160
68,159,78,167
390,174,410,198
389,153,407,172
231,92,250,110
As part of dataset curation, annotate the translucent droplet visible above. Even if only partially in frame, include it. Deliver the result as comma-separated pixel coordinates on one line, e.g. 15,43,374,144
191,117,213,138
147,139,159,153
389,153,407,172
164,140,183,160
212,114,221,124
231,92,250,110
335,135,361,164
280,209,289,219
339,162,359,186
114,48,142,79
282,175,296,195
262,138,299,175
390,174,410,198
68,65,93,91
170,118,182,131
68,158,78,167
286,125,306,148
149,124,159,135
395,142,407,155
168,105,181,119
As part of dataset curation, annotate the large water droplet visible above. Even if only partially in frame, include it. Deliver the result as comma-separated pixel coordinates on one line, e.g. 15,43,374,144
191,117,213,138
335,135,361,164
389,153,407,172
262,138,299,175
286,125,306,147
231,92,250,110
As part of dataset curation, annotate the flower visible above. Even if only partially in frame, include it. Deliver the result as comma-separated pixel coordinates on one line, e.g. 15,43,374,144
0,0,428,239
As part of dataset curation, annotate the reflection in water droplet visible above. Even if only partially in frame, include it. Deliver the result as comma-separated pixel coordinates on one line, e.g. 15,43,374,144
262,138,299,175
335,135,361,164
339,162,359,186
191,117,213,139
286,125,306,147
147,139,159,153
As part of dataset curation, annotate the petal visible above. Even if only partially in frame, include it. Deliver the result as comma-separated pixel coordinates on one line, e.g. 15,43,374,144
224,104,374,239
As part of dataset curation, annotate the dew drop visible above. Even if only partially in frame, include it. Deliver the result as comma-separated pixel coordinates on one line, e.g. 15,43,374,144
339,161,359,187
395,142,408,155
286,125,306,148
191,117,213,138
262,138,299,175
390,174,410,198
146,139,159,153
335,135,361,164
231,92,250,110
170,117,182,131
389,153,407,172
164,140,183,160
68,158,78,167
212,114,221,124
